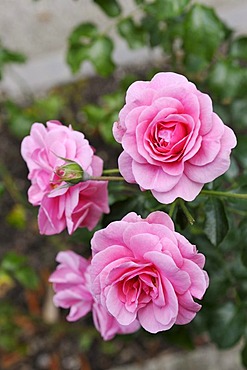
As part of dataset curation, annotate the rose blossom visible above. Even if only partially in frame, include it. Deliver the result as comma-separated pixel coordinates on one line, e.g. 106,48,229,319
113,72,237,203
90,211,209,334
21,120,109,235
49,251,140,340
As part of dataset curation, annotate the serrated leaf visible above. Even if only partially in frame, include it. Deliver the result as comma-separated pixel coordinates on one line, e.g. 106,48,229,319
183,4,229,71
209,302,246,348
93,0,121,17
204,197,229,246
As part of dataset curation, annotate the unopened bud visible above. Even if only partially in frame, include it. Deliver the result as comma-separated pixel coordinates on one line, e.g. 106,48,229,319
55,161,85,185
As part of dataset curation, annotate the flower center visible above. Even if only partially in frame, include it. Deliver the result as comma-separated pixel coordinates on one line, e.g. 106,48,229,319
119,268,159,312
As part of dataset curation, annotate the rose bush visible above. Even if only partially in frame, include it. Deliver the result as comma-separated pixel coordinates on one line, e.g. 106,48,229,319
21,120,109,235
113,72,237,204
90,211,209,334
49,250,140,340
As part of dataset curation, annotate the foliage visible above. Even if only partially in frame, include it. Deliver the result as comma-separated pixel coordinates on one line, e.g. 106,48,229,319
1,0,247,368
0,40,26,80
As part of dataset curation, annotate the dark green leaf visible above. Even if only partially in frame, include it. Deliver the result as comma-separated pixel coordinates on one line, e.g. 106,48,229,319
1,252,39,290
141,15,164,48
88,36,115,76
234,135,247,168
207,60,247,102
164,325,195,350
1,252,26,272
208,302,246,348
183,4,229,71
231,99,247,128
204,271,230,304
240,219,247,268
93,0,121,17
0,49,26,64
117,18,146,49
68,23,97,46
145,0,190,21
67,23,115,76
204,197,229,246
229,37,247,62
241,341,247,368
0,41,27,79
15,267,39,290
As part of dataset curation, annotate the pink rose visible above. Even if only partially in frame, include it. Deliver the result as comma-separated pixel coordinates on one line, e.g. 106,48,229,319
49,251,93,322
49,251,140,340
113,72,237,203
21,121,109,235
90,211,209,334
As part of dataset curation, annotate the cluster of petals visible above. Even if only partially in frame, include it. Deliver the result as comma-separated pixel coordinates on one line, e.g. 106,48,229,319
49,250,140,340
21,120,109,235
90,211,209,334
113,72,237,203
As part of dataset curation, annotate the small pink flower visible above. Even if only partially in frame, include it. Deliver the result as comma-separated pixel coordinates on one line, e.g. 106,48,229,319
49,251,140,340
49,251,93,322
21,121,109,235
90,211,209,334
113,72,237,203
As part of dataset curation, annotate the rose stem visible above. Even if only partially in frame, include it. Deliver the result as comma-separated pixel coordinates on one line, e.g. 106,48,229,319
103,169,120,175
200,190,247,200
178,199,195,225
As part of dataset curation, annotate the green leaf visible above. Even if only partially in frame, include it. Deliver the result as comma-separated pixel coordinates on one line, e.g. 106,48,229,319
234,135,247,168
145,0,190,21
93,0,121,17
183,4,229,71
67,22,115,76
6,204,26,229
117,18,146,49
0,41,27,80
204,197,229,246
207,60,247,102
241,341,247,368
208,302,246,348
1,252,39,290
229,37,247,62
231,99,247,128
68,23,97,46
15,267,39,290
1,252,26,272
88,36,115,77
203,270,230,304
240,219,247,268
